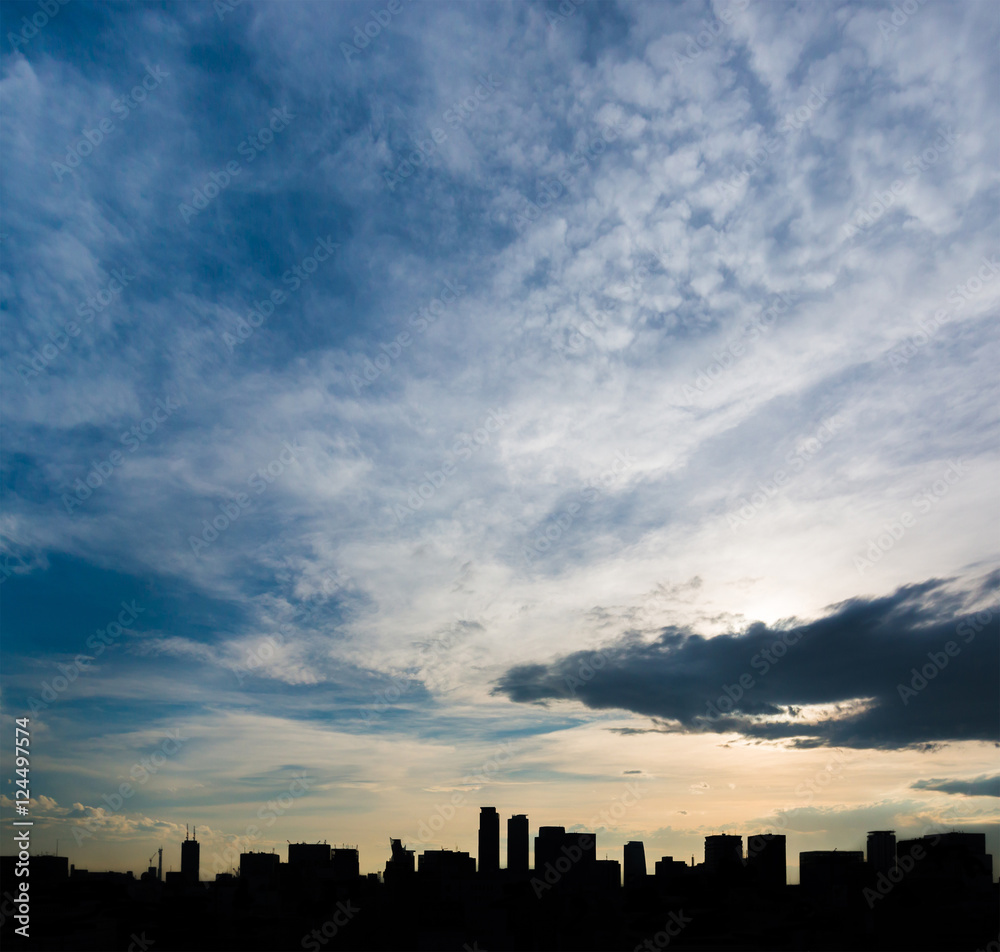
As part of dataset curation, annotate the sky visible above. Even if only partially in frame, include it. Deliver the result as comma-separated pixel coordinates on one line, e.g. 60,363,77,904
1,0,998,883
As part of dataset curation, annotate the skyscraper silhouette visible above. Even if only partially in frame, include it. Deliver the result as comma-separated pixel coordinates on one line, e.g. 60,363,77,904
704,834,742,877
746,833,786,888
507,814,528,874
478,807,499,876
623,840,646,887
181,828,199,886
867,830,896,878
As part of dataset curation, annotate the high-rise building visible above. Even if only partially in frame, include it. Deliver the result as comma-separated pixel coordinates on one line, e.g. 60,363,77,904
418,849,476,878
287,843,331,871
330,848,360,881
385,838,414,887
478,806,499,876
704,834,742,877
799,850,865,892
533,827,596,888
535,826,565,875
507,814,529,874
181,829,200,886
654,856,689,889
240,851,279,888
866,831,896,878
623,841,647,887
746,833,786,888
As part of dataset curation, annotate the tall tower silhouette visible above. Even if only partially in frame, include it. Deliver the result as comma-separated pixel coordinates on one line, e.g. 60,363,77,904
181,825,200,885
507,814,528,874
478,806,499,876
624,841,647,886
867,830,897,878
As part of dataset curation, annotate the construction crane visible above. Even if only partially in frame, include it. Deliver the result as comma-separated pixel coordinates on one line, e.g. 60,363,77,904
148,847,163,880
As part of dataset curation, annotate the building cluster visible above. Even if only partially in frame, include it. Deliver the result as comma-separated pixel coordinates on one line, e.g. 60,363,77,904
1,812,995,950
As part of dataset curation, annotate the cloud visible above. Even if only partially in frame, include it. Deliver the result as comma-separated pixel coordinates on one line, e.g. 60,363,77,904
493,578,998,750
912,774,1000,798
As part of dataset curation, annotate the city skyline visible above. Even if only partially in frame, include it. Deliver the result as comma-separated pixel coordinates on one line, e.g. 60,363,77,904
2,0,999,932
18,795,1000,885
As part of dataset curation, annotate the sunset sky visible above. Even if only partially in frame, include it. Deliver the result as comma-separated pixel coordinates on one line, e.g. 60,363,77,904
1,0,998,882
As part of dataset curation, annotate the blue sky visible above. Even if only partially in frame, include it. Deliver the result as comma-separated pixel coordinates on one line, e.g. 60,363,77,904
1,0,998,880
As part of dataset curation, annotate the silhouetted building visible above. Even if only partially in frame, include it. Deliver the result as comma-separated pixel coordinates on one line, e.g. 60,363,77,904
895,832,992,892
478,806,499,876
867,830,896,878
419,849,476,878
654,855,689,889
507,814,528,874
535,826,566,874
705,834,743,877
746,833,786,888
385,838,414,887
594,858,621,890
799,850,865,893
240,851,279,886
287,842,331,870
181,832,200,885
623,841,646,887
330,847,360,881
35,854,69,884
534,827,596,889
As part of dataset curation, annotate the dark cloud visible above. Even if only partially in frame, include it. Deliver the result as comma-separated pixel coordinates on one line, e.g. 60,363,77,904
492,579,999,750
912,774,1000,797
